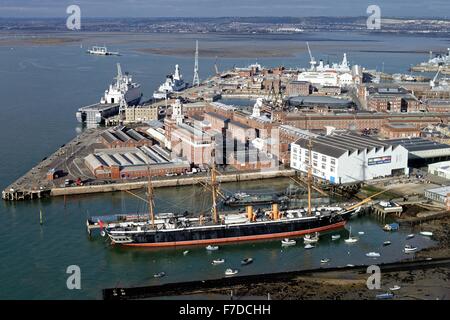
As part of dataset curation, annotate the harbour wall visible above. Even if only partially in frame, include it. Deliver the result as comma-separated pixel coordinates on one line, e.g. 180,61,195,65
50,169,296,197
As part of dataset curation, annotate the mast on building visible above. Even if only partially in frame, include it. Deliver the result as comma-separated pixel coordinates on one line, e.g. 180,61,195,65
193,40,200,87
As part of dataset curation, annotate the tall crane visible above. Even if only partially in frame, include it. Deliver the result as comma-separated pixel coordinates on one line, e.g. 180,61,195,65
192,40,200,86
306,42,316,71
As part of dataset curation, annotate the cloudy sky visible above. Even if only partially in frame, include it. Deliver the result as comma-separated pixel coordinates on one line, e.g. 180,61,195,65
0,0,449,18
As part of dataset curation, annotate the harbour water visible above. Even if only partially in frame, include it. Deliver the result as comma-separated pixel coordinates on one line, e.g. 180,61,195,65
0,31,445,299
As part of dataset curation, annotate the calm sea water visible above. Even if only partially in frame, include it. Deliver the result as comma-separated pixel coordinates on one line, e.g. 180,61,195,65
0,31,445,299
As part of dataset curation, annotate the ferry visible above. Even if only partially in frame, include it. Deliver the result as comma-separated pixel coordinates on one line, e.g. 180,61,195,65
86,46,120,56
104,139,374,248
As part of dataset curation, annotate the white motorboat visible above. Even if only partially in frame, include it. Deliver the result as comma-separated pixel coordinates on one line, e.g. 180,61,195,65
404,245,418,253
331,234,341,240
420,231,433,237
153,271,166,278
303,232,319,243
304,244,315,249
241,258,253,265
183,250,189,255
212,258,225,265
389,285,401,291
281,238,296,246
358,231,365,235
366,252,380,258
383,241,392,246
206,245,219,251
225,269,239,276
407,234,415,239
320,258,330,264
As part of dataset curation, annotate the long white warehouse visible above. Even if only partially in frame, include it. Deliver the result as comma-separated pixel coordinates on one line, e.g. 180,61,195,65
290,133,409,184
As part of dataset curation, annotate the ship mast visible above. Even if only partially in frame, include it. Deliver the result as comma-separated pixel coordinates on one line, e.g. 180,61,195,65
146,169,155,228
210,142,219,224
307,137,313,216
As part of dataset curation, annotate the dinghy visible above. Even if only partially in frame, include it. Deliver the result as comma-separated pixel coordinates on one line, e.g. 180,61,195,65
420,231,433,237
366,252,380,257
304,244,315,249
303,232,319,243
281,238,296,246
241,258,253,265
389,285,401,291
212,258,225,265
331,234,341,241
404,245,418,253
225,269,239,276
320,258,330,264
206,245,219,251
153,271,166,278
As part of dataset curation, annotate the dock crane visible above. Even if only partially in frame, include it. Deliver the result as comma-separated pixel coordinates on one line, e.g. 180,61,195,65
430,66,442,88
306,42,317,71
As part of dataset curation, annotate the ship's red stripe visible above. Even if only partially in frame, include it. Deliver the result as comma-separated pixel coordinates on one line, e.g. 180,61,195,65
119,220,347,247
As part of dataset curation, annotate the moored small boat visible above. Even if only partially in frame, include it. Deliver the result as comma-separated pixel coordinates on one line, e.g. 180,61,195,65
331,234,341,240
383,223,399,231
183,250,189,255
403,245,418,253
376,293,394,300
320,258,330,264
153,271,166,278
241,258,253,265
389,285,401,291
420,231,433,237
304,244,315,249
225,269,239,276
206,245,219,251
281,238,296,246
212,258,225,265
366,252,380,258
383,241,392,246
358,231,365,235
304,232,319,243
407,234,415,239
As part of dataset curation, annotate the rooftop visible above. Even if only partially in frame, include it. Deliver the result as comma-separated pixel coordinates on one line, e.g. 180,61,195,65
387,137,450,152
294,133,395,158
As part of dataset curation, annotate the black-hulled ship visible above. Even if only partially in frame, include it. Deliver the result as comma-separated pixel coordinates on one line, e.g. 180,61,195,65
105,139,367,247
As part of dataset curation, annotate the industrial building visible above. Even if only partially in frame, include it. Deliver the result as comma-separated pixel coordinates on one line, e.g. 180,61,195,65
428,161,450,179
76,103,120,125
387,137,450,166
84,145,190,179
100,126,152,148
290,133,409,184
424,186,450,205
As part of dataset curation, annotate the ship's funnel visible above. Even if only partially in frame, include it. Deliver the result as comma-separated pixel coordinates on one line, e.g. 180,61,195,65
246,205,253,221
272,203,279,220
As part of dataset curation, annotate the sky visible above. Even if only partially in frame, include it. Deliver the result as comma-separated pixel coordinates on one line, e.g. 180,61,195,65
0,0,449,18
